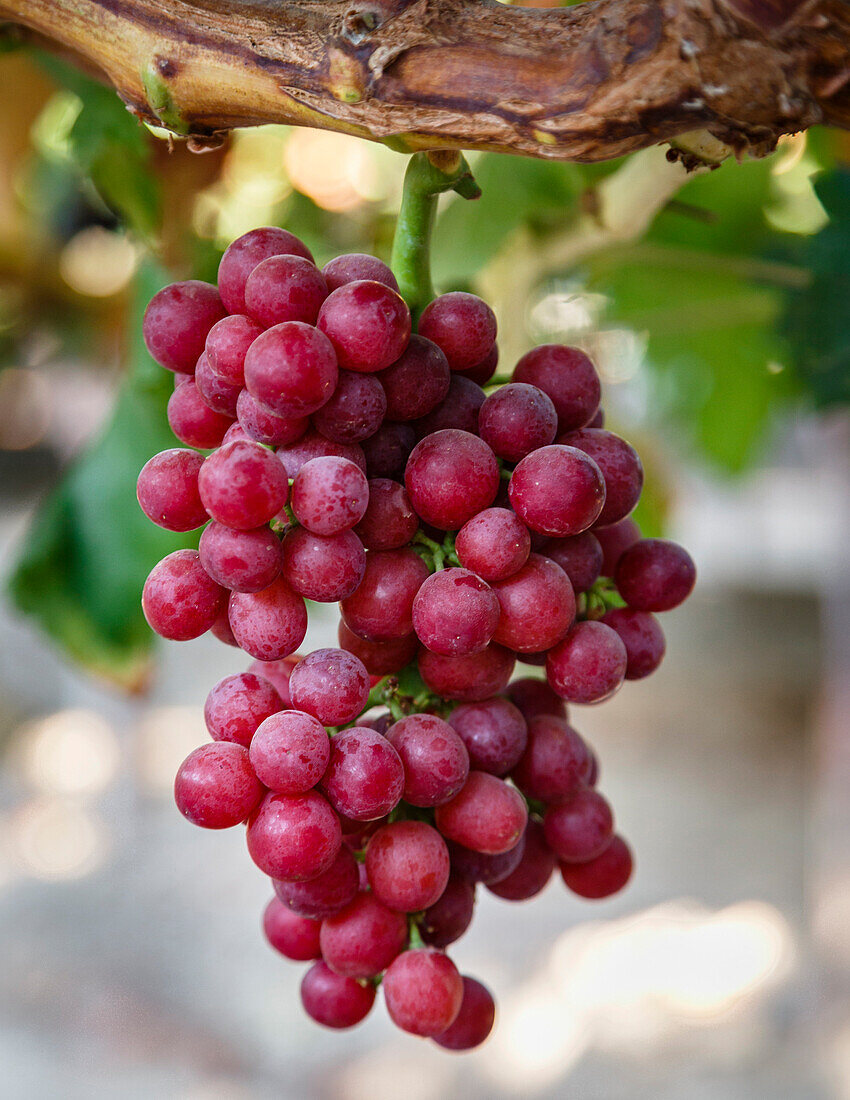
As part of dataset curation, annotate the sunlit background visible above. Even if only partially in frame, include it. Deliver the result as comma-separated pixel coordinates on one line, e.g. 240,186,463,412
0,48,848,1100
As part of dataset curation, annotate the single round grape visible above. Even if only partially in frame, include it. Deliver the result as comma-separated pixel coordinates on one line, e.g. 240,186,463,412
218,227,314,315
615,537,696,612
319,891,408,978
198,440,289,529
137,448,208,532
361,421,416,480
143,280,226,373
249,710,330,793
322,252,398,292
479,382,558,462
244,321,338,418
412,568,500,657
246,789,341,879
546,620,627,704
455,508,531,582
312,370,387,444
511,714,590,802
385,714,469,807
290,456,369,536
262,897,321,961
228,577,308,661
337,620,419,676
561,834,633,898
418,644,516,703
204,671,282,747
301,961,375,1029
199,521,283,593
601,607,666,679
421,875,476,948
274,844,359,919
513,344,601,432
595,516,641,577
355,479,418,551
448,697,528,776
434,771,528,854
487,819,556,901
405,429,499,531
365,820,450,912
322,727,404,821
509,445,605,537
249,654,301,706
174,742,264,829
378,335,451,421
415,375,485,436
281,527,365,602
447,835,525,885
539,531,603,594
236,388,308,447
340,548,430,641
506,677,568,721
418,292,496,371
277,427,366,479
142,550,226,641
559,428,643,527
205,314,264,387
167,381,233,449
491,553,575,653
194,351,240,417
544,788,614,863
432,976,495,1051
383,949,464,1037
288,648,370,726
456,343,499,386
317,280,411,372
244,253,328,327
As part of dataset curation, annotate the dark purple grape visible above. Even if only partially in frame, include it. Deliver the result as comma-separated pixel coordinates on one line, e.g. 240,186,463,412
559,428,643,527
244,253,328,327
546,621,627,704
544,789,614,863
281,527,365,601
206,314,264,387
322,252,398,292
596,516,641,577
142,550,226,640
340,548,430,641
137,448,208,532
479,383,558,462
321,727,404,821
236,388,309,447
274,843,359,919
288,647,370,726
560,834,633,898
414,375,485,436
244,321,338,418
337,620,419,676
487,820,556,901
263,897,321,961
421,875,476,948
615,538,696,612
312,370,387,444
513,344,601,432
383,949,464,1037
412,568,500,657
506,677,568,721
448,835,525,885
405,429,499,531
539,532,603,594
204,671,282,747
434,771,527,854
361,420,417,480
198,440,289,529
174,742,264,829
432,976,495,1050
290,456,369,535
418,292,496,371
143,280,226,373
365,820,450,911
456,343,498,386
227,577,308,661
385,714,469,807
317,280,411,372
455,508,531,582
601,607,666,679
199,521,283,593
218,227,314,315
490,553,575,653
247,789,341,879
355,479,418,550
511,714,589,802
448,697,528,776
378,335,451,421
320,890,408,977
167,381,233,449
418,644,515,703
509,445,605,537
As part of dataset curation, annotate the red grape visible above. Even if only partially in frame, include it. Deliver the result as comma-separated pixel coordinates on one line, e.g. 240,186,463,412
405,429,499,530
236,389,308,447
511,715,589,802
300,961,375,1029
546,621,627,704
211,610,239,647
321,727,404,821
204,671,283,747
487,820,556,901
281,527,366,601
513,344,601,432
539,531,603,594
479,383,558,462
244,321,338,418
615,538,696,612
205,314,263,387
382,949,463,1037
244,253,328,327
246,789,341,879
385,714,469,807
337,620,419,676
340,548,430,641
560,834,633,898
290,456,369,536
543,788,614,862
434,771,527,854
415,375,485,436
249,710,330,793
421,875,476,948
456,343,498,386
418,644,515,703
277,427,366,479
509,444,605,536
505,677,568,721
174,742,264,829
312,370,387,444
288,647,370,726
418,292,496,371
198,440,289,529
263,897,321,961
432,976,495,1051
559,428,643,527
378,335,451,421
600,607,666,679
365,820,450,911
320,891,408,977
274,844,359,918
448,697,528,776
143,280,226,373
167,381,233,449
355,479,418,550
142,550,226,641
228,577,308,661
249,654,300,705
491,553,575,652
361,421,416,480
194,351,240,417
199,521,283,593
317,280,411,372
455,508,531,582
218,226,314,315
448,836,525,886
596,516,641,576
413,568,500,657
322,252,398,292
137,448,208,532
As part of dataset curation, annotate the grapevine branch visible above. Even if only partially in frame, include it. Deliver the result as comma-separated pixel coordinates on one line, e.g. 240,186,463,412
0,0,848,162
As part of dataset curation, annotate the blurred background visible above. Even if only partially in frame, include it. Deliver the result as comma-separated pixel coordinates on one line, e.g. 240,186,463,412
0,46,848,1100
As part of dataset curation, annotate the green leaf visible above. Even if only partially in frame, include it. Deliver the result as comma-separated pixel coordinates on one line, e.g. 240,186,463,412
6,263,195,689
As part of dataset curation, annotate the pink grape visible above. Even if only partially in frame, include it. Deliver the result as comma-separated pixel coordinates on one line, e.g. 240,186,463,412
320,891,408,977
361,421,416,480
198,440,289,529
365,820,450,911
340,548,430,641
312,370,387,444
236,389,308,447
382,949,463,1037
412,568,500,657
277,427,366,478
199,521,283,592
405,429,499,530
418,644,516,703
290,456,369,535
167,381,233,449
559,428,643,527
337,620,419,676
506,677,568,721
228,577,308,661
142,550,226,640
322,727,404,821
378,335,451,420
355,479,418,550
615,538,697,612
274,844,359,919
455,508,531,582
249,710,330,793
244,321,338,418
479,382,558,461
433,976,495,1051
263,897,321,961
488,820,556,901
281,527,366,601
300,961,375,1029
218,226,314,314
513,344,601,432
491,553,575,652
317,280,411,372
137,448,208,532
544,788,614,862
415,375,485,436
174,742,264,829
204,671,283,747
539,531,603,594
434,771,528,854
244,253,328,327
385,713,469,807
560,834,633,898
509,444,605,536
249,654,300,705
601,607,666,679
143,280,226,373
596,516,641,576
448,697,528,776
511,714,589,802
547,620,628,704
422,875,476,948
418,291,496,371
205,314,263,387
246,790,341,879
288,648,370,726
322,252,398,292
194,351,240,417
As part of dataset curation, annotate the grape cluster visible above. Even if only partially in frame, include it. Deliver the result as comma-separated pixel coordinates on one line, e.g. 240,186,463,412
138,227,696,1048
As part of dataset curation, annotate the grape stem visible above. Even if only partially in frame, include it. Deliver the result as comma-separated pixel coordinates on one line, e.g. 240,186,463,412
390,150,481,322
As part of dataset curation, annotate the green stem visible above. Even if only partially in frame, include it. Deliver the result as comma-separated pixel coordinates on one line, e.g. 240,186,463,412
390,151,481,322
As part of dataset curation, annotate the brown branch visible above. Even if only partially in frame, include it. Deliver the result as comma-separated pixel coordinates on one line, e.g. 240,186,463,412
0,0,848,161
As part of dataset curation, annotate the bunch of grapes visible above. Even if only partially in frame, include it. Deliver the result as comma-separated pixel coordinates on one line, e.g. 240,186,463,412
137,226,696,1049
